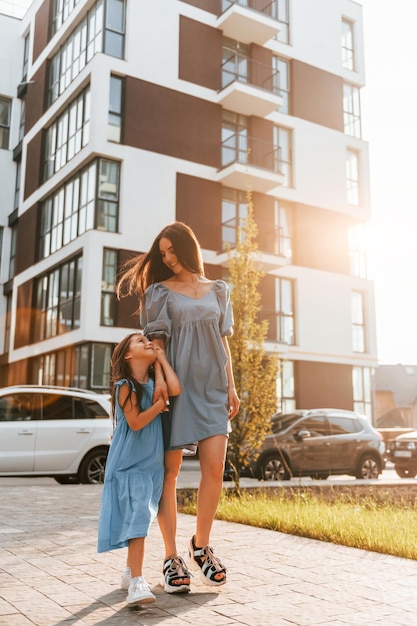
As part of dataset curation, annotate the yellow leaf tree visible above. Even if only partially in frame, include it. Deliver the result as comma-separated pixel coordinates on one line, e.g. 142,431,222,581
227,190,279,489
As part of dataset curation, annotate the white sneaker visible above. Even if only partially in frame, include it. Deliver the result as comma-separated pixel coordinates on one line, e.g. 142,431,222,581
126,576,156,606
121,567,131,590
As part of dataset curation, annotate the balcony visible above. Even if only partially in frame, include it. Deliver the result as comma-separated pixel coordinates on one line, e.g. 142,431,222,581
217,53,283,116
217,0,281,45
217,134,285,192
214,220,292,269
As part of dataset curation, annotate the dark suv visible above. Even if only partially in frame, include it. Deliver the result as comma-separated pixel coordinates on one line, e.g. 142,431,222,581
388,431,417,478
230,408,385,481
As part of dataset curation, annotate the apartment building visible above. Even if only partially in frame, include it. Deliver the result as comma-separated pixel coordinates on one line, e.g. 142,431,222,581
0,0,376,420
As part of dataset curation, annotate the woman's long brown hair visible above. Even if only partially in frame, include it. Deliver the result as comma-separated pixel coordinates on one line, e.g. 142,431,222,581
116,222,204,310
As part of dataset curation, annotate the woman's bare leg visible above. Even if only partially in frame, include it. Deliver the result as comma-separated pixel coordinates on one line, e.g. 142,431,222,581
195,435,227,546
158,449,183,558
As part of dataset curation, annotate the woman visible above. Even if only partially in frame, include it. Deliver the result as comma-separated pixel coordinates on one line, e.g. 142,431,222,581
117,221,240,592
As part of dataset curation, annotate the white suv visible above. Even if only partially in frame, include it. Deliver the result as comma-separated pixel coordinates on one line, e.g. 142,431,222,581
0,385,112,484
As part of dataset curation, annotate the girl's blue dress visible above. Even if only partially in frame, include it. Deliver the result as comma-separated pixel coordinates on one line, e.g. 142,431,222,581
97,379,163,553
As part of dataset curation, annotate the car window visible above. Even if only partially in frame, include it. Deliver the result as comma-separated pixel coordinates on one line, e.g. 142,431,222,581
83,398,109,419
297,416,330,437
272,414,302,433
328,416,360,435
42,394,73,420
0,393,33,421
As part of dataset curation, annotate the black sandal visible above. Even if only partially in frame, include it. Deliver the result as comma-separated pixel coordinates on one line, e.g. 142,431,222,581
187,535,227,586
162,555,191,593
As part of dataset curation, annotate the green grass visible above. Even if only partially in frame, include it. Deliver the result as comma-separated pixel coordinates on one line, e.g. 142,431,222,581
178,488,417,560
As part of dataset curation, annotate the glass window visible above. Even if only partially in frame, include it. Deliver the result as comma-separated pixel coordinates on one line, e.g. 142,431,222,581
277,359,295,413
14,161,21,210
272,199,292,258
328,416,360,435
343,83,361,138
104,0,126,58
275,277,294,344
298,416,330,437
272,56,289,114
0,393,34,421
349,222,368,278
49,1,126,106
352,291,365,352
33,255,82,341
22,33,29,81
41,394,73,420
8,225,17,280
276,0,289,44
39,159,119,260
91,343,112,389
0,98,11,150
108,75,123,142
342,18,355,71
221,38,249,89
346,149,359,205
221,110,248,168
352,366,372,420
44,88,90,181
4,295,12,354
274,125,292,187
221,188,247,250
51,0,82,35
101,249,117,326
18,100,25,143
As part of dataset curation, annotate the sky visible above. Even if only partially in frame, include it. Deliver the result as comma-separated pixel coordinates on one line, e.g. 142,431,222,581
1,0,416,364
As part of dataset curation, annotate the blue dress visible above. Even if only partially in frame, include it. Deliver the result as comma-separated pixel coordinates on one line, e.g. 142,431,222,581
97,379,163,553
140,279,233,449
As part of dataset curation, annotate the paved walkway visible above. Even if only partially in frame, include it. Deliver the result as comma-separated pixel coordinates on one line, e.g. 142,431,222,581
1,481,417,626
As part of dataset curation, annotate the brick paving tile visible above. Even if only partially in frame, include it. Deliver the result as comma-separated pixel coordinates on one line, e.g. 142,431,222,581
1,483,417,626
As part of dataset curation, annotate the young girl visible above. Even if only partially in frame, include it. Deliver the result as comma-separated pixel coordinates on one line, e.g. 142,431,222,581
97,332,181,607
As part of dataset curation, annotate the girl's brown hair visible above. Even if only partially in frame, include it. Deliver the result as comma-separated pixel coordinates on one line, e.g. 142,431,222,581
110,332,150,416
116,222,204,307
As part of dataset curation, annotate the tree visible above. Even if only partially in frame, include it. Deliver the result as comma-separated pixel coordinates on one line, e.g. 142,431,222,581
227,189,279,490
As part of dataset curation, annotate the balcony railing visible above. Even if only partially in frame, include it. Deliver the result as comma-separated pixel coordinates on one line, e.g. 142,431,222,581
221,134,282,174
221,52,280,94
222,219,292,258
220,0,279,20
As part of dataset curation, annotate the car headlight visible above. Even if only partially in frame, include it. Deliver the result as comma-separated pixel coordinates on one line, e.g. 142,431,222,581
406,442,416,450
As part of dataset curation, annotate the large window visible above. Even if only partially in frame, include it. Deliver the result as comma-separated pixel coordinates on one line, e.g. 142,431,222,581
14,161,21,210
49,0,126,106
343,83,361,138
221,110,248,168
22,33,29,82
353,366,372,421
44,88,90,181
108,75,123,142
101,249,117,326
277,359,295,413
349,222,368,278
346,149,359,205
8,225,17,280
0,98,11,150
51,0,83,35
33,255,82,341
274,125,292,187
351,291,365,352
39,159,119,260
29,342,112,390
272,199,292,258
273,56,290,114
275,277,294,344
341,18,355,71
221,188,247,250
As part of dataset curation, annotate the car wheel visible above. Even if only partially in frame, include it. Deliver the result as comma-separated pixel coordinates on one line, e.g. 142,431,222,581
54,476,80,484
78,447,108,484
395,466,417,479
258,453,290,481
355,454,380,479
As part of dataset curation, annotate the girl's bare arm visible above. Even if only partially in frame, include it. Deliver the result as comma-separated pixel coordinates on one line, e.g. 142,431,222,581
119,383,166,431
154,347,182,396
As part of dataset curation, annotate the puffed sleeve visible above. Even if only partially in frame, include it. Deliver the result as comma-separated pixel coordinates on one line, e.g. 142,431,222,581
140,284,172,342
214,280,234,337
